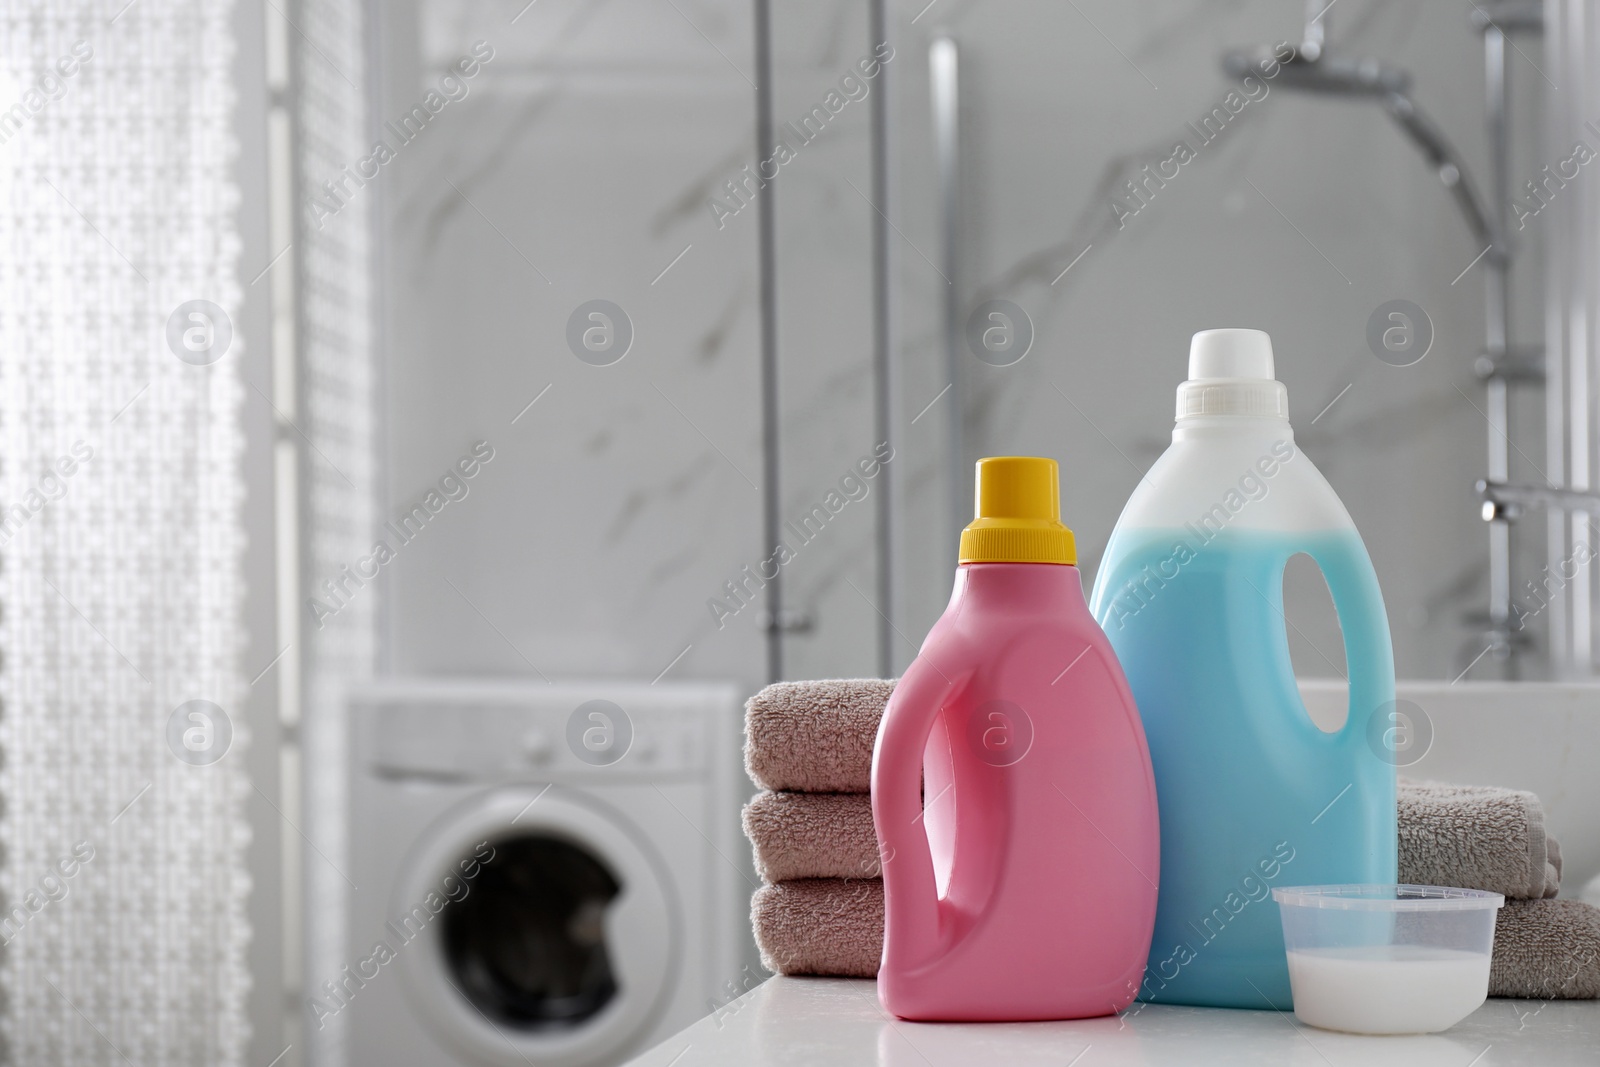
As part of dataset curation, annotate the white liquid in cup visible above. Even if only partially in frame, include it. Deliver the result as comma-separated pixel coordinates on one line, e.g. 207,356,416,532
1286,945,1492,1034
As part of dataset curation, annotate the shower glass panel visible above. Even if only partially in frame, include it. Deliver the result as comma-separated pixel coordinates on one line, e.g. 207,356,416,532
864,0,1550,680
762,1,886,682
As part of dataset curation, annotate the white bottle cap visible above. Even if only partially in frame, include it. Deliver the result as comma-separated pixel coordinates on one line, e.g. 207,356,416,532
1190,328,1275,379
1177,328,1289,420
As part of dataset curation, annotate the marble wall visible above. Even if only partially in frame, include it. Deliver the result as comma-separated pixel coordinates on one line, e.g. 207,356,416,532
374,0,1554,699
374,0,768,696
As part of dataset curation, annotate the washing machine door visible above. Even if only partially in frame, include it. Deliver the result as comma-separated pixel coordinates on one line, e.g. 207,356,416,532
392,784,678,1067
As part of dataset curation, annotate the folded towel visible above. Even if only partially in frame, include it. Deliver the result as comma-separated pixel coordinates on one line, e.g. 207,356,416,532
751,880,1600,995
744,680,1589,995
742,787,1565,899
743,683,1565,899
745,679,891,793
752,878,884,978
1490,899,1600,999
743,791,881,882
1399,778,1562,899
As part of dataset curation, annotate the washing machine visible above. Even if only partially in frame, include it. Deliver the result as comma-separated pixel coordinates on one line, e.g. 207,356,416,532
338,678,744,1066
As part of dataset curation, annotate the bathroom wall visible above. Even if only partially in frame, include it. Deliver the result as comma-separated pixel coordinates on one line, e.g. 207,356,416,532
780,0,1551,681
375,0,1553,689
373,0,767,698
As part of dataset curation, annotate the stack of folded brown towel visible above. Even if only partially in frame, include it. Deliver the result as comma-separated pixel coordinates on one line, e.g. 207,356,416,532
744,679,1600,999
744,680,890,979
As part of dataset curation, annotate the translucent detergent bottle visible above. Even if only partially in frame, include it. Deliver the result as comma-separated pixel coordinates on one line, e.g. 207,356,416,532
873,457,1159,1021
1089,329,1397,1009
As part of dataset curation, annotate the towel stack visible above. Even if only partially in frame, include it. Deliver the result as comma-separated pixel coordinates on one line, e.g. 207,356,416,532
1401,779,1599,999
743,680,888,979
743,678,1600,999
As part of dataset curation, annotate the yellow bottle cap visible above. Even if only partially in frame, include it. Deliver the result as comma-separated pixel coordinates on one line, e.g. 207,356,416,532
958,457,1077,565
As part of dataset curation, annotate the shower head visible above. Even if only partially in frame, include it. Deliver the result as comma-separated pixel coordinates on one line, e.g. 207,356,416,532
1221,48,1410,96
1381,92,1501,255
1222,0,1404,96
1218,46,1504,262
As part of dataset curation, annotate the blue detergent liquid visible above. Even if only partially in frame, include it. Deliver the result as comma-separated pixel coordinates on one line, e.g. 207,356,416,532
1090,526,1396,1009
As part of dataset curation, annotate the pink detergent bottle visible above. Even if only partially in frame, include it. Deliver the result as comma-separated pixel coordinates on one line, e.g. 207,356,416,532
872,456,1160,1021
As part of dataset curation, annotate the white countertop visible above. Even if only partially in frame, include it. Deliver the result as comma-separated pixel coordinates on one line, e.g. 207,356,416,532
626,976,1600,1066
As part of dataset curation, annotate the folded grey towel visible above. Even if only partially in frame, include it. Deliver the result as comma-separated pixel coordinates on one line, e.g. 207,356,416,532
1399,778,1562,899
744,679,891,793
751,878,883,978
1490,899,1600,999
743,791,881,882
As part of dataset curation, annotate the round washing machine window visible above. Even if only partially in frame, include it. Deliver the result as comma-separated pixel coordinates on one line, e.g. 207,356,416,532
442,835,620,1028
391,785,679,1067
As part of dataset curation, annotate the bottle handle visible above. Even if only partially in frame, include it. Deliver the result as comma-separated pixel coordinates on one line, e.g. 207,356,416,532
870,659,966,974
1300,536,1396,744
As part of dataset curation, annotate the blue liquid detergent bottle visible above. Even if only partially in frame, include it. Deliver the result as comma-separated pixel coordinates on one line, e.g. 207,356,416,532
1089,329,1397,1009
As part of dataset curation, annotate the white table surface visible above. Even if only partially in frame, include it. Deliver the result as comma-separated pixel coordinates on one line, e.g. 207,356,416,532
625,976,1600,1067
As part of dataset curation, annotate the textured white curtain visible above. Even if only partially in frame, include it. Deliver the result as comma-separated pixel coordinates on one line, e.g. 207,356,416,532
0,1,251,1064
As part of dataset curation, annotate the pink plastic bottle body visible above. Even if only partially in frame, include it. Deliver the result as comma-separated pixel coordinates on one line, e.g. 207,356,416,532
872,562,1160,1021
